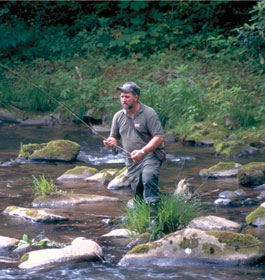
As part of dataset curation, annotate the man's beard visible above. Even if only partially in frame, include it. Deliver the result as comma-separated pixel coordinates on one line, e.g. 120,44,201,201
123,99,135,110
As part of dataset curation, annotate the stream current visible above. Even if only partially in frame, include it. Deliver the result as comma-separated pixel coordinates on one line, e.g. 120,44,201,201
0,125,265,280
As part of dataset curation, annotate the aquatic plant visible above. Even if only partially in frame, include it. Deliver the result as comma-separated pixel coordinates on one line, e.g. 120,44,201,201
32,174,62,198
122,194,204,241
16,234,64,248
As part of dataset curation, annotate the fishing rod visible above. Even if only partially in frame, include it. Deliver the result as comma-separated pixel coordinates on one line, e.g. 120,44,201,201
0,62,131,156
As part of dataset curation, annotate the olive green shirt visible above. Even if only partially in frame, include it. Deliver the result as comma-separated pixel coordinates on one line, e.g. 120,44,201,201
110,103,164,167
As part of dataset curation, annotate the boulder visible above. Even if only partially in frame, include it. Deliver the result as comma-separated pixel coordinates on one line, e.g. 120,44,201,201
214,140,258,158
32,193,120,208
0,235,19,251
107,167,131,190
85,169,119,185
57,166,98,181
3,206,68,223
19,237,103,270
237,162,265,187
246,202,265,226
199,162,242,178
119,228,265,266
187,215,242,232
19,140,80,162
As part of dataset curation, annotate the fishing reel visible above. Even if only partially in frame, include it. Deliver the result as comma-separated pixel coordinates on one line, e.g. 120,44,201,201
112,147,119,155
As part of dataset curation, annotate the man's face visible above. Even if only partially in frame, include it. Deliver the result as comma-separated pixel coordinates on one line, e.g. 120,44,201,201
120,92,137,110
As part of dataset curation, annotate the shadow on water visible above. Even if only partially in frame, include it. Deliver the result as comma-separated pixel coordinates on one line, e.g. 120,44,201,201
1,125,265,279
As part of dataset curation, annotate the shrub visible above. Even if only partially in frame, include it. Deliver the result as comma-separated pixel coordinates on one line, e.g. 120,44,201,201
32,175,59,198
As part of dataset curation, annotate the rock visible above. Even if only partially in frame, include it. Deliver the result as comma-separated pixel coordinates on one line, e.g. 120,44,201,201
21,114,61,126
187,215,242,232
214,140,258,158
19,140,80,162
0,235,19,250
246,202,265,226
183,122,227,147
3,206,68,223
19,237,103,270
173,179,193,197
13,244,31,254
257,191,265,200
57,166,98,181
0,108,21,124
32,193,120,208
118,228,265,266
234,189,247,196
254,183,265,190
199,162,242,178
237,162,265,187
85,169,119,185
107,167,131,190
102,229,133,238
214,198,231,206
218,191,238,200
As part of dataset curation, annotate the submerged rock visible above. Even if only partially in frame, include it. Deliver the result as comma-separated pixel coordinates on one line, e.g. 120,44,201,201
57,166,98,181
32,193,120,208
187,215,242,232
19,237,103,270
3,206,68,223
199,162,242,178
246,202,265,226
119,228,265,266
237,162,265,187
0,235,19,251
19,140,80,162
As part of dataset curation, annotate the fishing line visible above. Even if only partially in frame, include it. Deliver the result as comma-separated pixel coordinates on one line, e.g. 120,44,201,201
0,62,131,156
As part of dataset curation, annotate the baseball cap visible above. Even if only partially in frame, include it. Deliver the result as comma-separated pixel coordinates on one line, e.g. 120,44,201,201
117,81,140,95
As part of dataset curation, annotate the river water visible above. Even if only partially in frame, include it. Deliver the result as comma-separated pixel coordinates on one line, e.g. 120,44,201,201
0,124,265,279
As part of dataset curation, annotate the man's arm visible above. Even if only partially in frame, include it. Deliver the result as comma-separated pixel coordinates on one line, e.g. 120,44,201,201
130,135,164,162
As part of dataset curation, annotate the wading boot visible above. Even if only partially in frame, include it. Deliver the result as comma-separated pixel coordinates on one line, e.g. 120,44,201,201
149,201,159,230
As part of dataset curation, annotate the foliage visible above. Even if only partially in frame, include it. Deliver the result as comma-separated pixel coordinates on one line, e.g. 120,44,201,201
122,194,203,241
16,234,64,248
32,175,62,198
234,1,265,71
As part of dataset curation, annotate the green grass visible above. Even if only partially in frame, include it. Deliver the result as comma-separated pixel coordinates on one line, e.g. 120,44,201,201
32,175,60,198
121,194,204,241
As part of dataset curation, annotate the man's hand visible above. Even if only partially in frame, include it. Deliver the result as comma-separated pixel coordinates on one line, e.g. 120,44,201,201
103,137,117,149
130,150,143,163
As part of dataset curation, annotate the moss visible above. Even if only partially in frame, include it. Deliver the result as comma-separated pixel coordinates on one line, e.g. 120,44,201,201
214,140,252,158
238,162,265,186
25,209,39,218
30,140,80,161
64,166,98,175
127,241,162,254
18,143,46,159
208,230,260,248
20,253,29,263
6,206,19,212
201,161,239,174
179,235,199,249
202,243,222,255
115,167,127,179
246,205,265,225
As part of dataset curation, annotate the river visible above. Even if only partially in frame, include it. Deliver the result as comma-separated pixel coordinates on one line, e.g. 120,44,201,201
0,124,265,279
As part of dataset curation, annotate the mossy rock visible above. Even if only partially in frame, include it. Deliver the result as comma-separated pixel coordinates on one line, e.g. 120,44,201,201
200,162,242,178
246,202,265,226
237,162,265,187
184,122,227,146
242,129,265,148
214,140,258,158
25,140,80,162
119,228,265,266
57,166,98,181
18,143,46,159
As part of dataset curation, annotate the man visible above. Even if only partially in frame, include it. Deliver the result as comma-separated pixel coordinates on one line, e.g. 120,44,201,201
103,81,165,221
